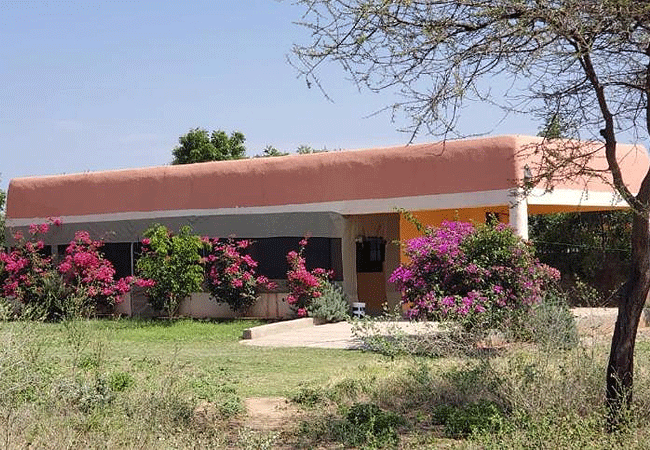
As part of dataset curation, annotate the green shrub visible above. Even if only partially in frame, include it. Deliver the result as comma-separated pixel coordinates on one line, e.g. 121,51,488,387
108,371,135,392
307,282,350,323
135,224,205,317
432,401,507,438
292,385,327,408
0,297,16,320
52,376,115,413
529,211,631,304
340,402,405,449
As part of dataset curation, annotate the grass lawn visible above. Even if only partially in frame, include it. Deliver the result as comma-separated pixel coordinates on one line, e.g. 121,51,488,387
0,318,392,448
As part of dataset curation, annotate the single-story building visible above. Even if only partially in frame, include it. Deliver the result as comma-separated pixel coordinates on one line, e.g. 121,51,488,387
5,135,648,317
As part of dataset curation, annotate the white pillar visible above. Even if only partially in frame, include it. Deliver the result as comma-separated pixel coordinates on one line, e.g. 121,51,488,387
509,189,529,240
341,217,359,303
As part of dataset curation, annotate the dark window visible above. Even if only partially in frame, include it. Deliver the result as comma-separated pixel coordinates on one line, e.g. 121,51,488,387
102,243,133,279
356,237,385,273
246,237,343,281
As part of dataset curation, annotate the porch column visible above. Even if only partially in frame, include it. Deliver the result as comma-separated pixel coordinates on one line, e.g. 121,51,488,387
509,189,529,240
341,217,359,303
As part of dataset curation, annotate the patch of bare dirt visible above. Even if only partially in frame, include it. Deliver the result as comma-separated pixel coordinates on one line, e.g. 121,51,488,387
243,397,301,431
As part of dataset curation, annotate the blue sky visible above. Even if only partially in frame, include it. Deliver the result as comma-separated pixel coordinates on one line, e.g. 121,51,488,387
0,0,542,193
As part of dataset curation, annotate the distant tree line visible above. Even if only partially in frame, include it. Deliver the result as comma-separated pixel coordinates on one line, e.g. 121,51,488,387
171,128,329,164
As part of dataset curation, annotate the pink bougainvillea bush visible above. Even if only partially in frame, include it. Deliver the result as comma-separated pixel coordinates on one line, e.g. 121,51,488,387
204,238,276,313
286,237,332,317
390,221,560,333
58,231,132,315
0,219,133,321
0,227,55,314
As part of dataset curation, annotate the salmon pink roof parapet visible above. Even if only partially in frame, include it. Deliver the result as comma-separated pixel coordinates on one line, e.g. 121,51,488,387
6,135,648,220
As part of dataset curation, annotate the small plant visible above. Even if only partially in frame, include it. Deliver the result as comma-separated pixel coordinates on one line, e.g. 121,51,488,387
135,224,205,317
108,371,135,392
432,401,506,438
307,282,350,323
292,385,327,408
52,376,115,413
286,236,332,317
0,297,14,320
203,238,275,313
237,428,279,450
340,402,405,449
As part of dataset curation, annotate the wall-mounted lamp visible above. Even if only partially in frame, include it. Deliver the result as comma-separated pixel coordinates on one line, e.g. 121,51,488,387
523,164,533,189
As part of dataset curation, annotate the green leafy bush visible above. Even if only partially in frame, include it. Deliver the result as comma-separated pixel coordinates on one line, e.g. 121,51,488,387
307,282,350,323
432,401,506,438
108,371,135,392
340,402,405,449
135,224,205,317
292,385,327,408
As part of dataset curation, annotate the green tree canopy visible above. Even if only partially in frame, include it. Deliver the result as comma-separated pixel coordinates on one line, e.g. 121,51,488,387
260,145,290,157
171,128,246,164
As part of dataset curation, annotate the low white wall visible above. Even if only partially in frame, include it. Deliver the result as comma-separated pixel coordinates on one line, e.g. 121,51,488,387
116,290,294,319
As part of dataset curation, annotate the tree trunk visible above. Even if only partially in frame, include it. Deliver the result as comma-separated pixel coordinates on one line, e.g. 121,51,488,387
606,210,650,427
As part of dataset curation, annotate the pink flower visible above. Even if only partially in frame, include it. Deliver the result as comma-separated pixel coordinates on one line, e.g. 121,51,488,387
297,308,308,317
38,223,49,234
49,217,63,227
74,231,92,244
141,238,151,246
135,278,156,288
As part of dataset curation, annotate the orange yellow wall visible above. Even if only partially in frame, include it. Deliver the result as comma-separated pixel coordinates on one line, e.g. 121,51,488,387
398,207,509,262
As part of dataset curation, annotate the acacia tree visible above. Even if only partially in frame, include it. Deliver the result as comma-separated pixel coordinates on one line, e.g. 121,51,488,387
291,0,650,424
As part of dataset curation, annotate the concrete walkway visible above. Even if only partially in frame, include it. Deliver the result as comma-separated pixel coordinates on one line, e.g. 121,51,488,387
240,308,625,350
240,317,443,350
241,318,361,349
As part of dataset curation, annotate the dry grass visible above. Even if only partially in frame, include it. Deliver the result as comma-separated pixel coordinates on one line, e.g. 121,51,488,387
3,317,650,449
